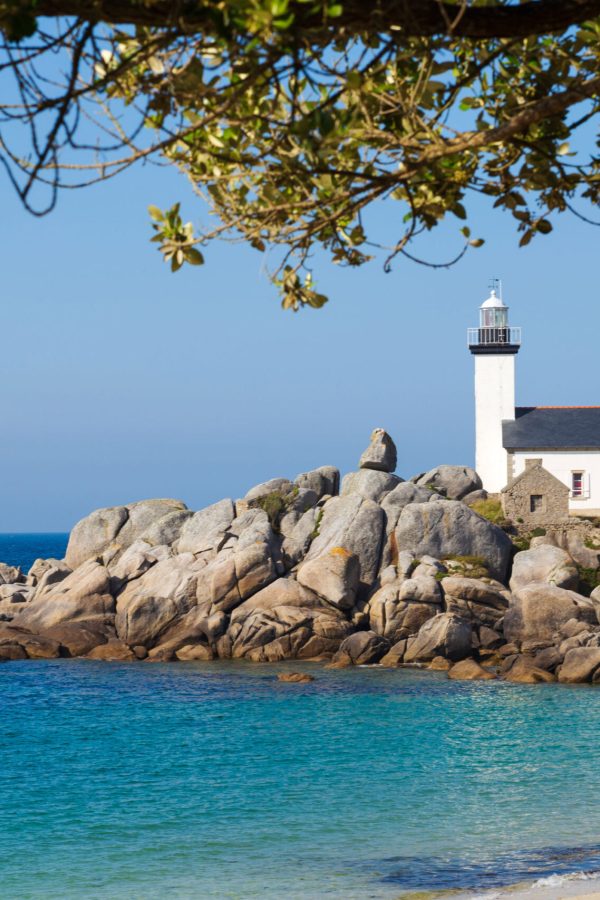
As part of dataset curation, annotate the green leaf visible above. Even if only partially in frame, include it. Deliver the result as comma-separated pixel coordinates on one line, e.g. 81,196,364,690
148,205,164,222
184,247,205,265
327,4,343,17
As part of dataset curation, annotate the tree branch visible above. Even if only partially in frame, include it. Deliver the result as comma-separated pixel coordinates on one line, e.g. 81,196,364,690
25,0,600,39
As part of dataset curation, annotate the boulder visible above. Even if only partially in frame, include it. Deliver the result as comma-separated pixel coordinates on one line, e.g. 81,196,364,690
281,507,320,568
27,559,71,594
442,576,509,627
414,466,482,500
65,499,189,569
87,640,136,662
333,631,390,665
403,613,472,663
27,557,66,586
230,578,332,622
0,563,24,585
399,576,443,605
412,558,446,579
448,658,496,681
379,484,437,571
558,647,600,683
244,477,293,503
510,545,580,592
65,505,129,569
442,577,509,609
0,584,31,604
305,494,385,592
107,540,171,589
148,605,213,654
462,489,488,506
359,428,397,473
195,540,277,615
341,469,402,503
504,583,596,644
0,625,62,659
42,622,109,657
231,603,350,662
394,500,512,583
277,672,314,683
0,643,27,661
369,582,437,643
115,554,205,646
429,655,452,671
505,660,556,683
533,646,563,671
379,640,408,667
478,626,504,650
295,466,340,499
117,499,190,547
175,644,215,661
16,560,115,631
296,547,360,610
176,499,236,555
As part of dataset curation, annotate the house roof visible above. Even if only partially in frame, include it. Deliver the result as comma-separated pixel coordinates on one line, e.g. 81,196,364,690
503,406,600,450
501,461,569,494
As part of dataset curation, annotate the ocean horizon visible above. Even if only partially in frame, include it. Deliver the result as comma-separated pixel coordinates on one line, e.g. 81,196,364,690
3,534,600,899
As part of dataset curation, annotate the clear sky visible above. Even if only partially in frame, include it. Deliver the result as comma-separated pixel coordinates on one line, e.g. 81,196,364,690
1,156,598,531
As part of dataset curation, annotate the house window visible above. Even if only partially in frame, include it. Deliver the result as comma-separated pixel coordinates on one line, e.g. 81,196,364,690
572,472,584,497
530,495,544,512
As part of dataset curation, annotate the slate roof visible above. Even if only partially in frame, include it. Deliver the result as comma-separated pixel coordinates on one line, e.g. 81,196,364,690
503,407,600,450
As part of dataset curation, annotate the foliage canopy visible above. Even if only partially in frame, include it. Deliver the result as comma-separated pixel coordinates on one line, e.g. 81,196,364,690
1,1,599,308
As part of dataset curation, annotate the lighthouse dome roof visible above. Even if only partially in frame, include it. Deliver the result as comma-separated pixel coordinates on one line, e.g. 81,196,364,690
480,288,507,309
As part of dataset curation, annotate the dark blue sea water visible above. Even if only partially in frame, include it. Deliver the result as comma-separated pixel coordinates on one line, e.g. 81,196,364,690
0,533,68,573
3,536,600,899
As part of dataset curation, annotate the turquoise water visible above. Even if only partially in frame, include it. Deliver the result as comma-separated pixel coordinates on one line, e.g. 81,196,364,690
3,661,600,899
3,536,600,899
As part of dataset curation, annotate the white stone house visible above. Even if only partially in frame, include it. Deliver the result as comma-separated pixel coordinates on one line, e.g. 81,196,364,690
468,288,600,517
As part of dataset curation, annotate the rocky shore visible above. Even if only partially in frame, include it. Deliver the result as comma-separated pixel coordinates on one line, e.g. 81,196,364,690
2,429,600,683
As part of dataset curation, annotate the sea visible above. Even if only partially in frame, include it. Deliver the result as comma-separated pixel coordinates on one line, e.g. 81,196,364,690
3,534,600,900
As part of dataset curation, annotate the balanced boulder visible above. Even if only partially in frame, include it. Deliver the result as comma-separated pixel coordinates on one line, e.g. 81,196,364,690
359,429,397,473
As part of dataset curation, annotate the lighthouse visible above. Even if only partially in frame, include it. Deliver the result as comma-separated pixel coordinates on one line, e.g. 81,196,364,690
468,285,521,493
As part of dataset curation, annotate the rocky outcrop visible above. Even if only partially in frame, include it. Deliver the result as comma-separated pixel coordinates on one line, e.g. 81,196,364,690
332,631,390,666
304,494,384,593
395,500,512,582
16,560,115,632
296,547,360,610
115,554,206,646
413,465,482,500
175,499,236,556
558,647,600,683
509,545,579,592
504,583,595,644
4,429,598,681
404,613,472,663
340,469,401,503
65,499,190,569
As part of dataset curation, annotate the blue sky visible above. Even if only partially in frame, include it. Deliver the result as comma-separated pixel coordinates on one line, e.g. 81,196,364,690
1,157,598,531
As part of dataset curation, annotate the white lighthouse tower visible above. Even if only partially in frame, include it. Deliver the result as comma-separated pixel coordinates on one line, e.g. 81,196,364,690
468,284,521,493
